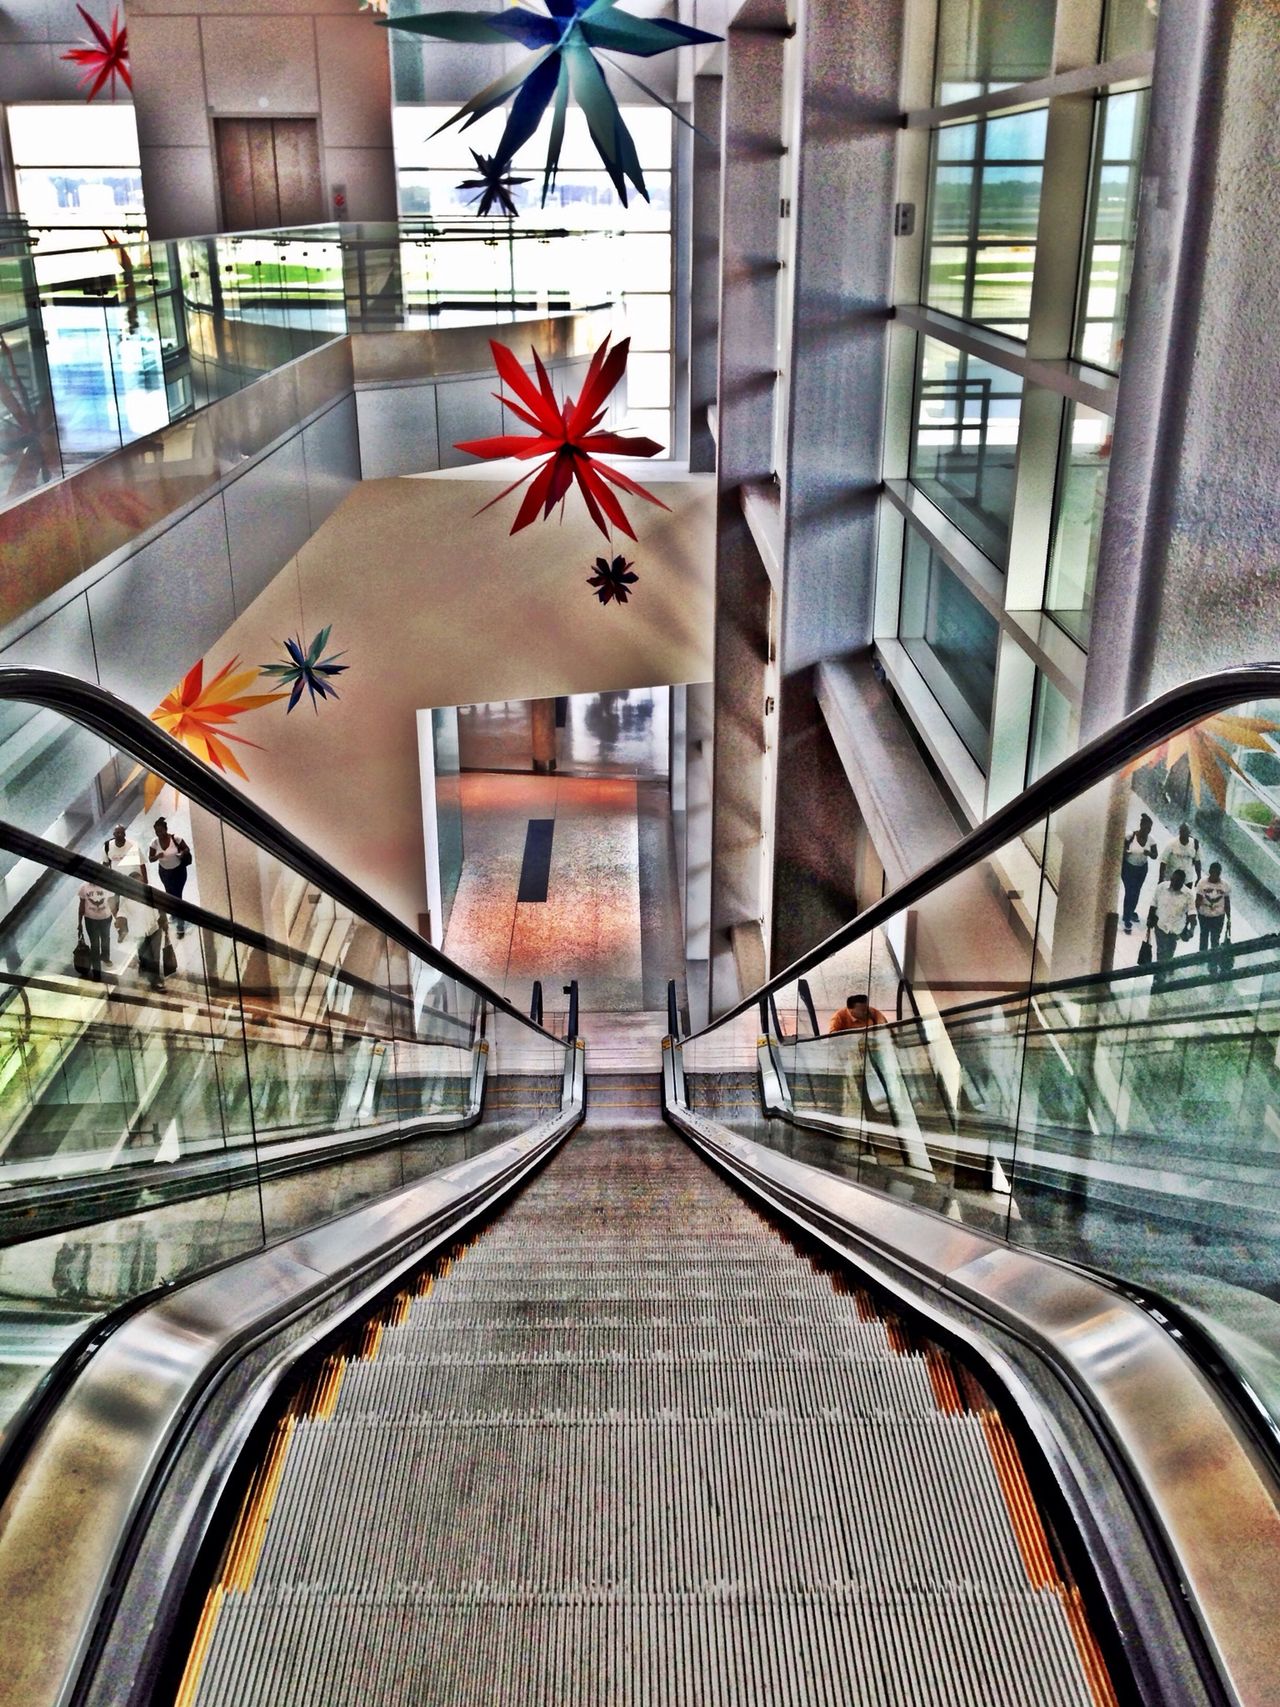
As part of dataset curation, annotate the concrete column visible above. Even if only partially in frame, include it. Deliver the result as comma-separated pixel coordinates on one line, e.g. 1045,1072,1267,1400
1082,0,1280,736
530,698,557,775
688,72,724,474
769,0,904,967
707,1,788,1015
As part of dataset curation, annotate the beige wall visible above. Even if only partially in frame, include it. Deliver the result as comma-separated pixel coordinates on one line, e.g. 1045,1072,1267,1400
128,0,397,237
207,470,716,928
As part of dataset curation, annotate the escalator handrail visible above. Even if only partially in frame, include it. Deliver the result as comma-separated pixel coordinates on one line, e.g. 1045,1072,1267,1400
0,667,561,1042
686,660,1280,1040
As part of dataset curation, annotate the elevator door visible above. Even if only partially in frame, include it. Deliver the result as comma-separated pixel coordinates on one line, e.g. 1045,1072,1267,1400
214,117,324,231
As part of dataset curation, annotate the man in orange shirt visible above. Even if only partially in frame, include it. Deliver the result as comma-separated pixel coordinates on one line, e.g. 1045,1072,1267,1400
828,993,887,1034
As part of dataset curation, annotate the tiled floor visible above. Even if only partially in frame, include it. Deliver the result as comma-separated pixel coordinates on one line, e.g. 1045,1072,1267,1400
443,773,685,1016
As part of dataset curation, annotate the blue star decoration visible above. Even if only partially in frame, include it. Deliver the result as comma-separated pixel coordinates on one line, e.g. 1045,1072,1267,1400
587,553,638,606
457,149,531,216
260,628,349,714
381,2,721,207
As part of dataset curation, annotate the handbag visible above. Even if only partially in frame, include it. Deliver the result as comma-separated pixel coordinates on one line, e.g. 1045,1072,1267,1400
1137,932,1153,967
162,940,178,977
72,937,92,977
177,841,192,869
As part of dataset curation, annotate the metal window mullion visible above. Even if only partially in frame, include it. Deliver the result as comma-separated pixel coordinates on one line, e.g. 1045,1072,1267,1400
903,48,1155,130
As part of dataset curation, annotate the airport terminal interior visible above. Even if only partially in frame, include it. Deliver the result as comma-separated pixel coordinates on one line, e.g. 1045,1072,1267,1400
0,0,1278,1702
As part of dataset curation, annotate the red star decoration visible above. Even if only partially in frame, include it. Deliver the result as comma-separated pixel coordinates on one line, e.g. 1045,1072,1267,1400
455,335,669,541
62,6,131,102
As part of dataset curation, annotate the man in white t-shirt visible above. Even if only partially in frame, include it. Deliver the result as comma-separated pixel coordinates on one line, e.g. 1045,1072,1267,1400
104,824,144,882
1195,861,1232,952
1147,870,1194,977
1160,823,1201,886
77,877,116,979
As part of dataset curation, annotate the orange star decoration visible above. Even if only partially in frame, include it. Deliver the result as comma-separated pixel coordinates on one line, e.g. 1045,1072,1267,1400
1124,711,1280,808
137,657,286,809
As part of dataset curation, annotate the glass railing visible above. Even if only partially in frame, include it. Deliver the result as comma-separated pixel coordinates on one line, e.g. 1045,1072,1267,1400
1,215,635,507
0,667,570,1454
674,667,1280,1445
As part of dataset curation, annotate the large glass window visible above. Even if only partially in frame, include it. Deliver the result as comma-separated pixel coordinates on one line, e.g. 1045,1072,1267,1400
392,105,673,446
8,106,145,244
900,529,1000,764
1075,88,1149,370
1104,0,1160,59
926,108,1047,338
1045,401,1111,645
910,336,1024,567
934,0,1056,103
1026,672,1076,785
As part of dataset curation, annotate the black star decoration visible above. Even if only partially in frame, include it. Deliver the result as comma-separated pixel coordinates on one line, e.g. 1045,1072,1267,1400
587,554,639,606
457,150,531,218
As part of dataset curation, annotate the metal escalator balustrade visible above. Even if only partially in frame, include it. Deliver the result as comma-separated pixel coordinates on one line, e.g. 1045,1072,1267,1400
668,664,1280,1705
174,1119,1117,1707
0,666,571,1457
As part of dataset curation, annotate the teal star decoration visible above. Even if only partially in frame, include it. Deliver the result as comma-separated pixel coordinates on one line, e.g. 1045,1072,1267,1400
260,628,349,714
382,2,721,207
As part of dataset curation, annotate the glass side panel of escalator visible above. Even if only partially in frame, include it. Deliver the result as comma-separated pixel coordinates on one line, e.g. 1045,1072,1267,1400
681,690,1280,1433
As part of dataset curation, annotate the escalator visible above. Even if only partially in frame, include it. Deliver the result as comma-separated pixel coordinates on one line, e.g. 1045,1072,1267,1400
0,666,1278,1705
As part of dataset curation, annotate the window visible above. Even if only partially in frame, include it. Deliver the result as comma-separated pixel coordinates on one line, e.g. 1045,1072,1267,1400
7,106,144,245
910,336,1024,567
1076,88,1149,370
900,530,1000,765
1026,672,1075,786
1103,0,1160,60
925,108,1047,338
934,0,1056,103
1045,401,1112,645
391,105,673,447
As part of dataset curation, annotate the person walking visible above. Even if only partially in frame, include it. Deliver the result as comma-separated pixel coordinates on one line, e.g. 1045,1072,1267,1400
1195,861,1232,954
1146,869,1195,983
1160,822,1202,886
77,875,116,980
1120,813,1158,933
829,993,888,1034
149,817,191,938
135,877,172,992
103,823,144,883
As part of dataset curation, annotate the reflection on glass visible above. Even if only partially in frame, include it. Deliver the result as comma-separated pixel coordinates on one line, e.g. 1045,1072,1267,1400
681,691,1280,1436
1104,0,1160,59
0,692,567,1449
1076,89,1149,371
926,109,1046,338
910,335,1024,566
1045,401,1112,645
934,0,1055,102
1026,672,1076,786
899,528,999,765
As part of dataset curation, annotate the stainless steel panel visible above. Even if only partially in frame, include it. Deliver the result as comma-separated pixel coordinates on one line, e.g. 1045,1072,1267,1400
302,395,361,536
222,436,310,616
434,375,506,471
86,499,238,711
354,384,441,480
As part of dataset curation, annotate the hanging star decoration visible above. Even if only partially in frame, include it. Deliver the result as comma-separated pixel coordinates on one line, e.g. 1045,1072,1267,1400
455,333,668,539
458,149,531,218
1124,711,1280,808
381,2,720,207
260,628,350,715
133,658,286,809
587,553,638,606
62,5,131,102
